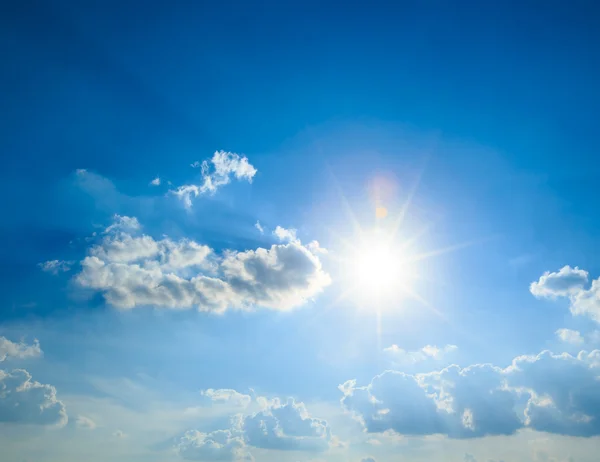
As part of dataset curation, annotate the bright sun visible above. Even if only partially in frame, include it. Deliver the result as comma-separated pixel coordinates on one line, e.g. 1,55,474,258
350,234,414,299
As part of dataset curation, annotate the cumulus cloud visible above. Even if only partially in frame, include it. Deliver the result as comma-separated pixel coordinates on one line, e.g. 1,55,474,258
177,394,333,458
555,328,584,344
383,344,457,364
239,398,332,452
150,176,161,186
76,415,96,429
0,369,67,426
177,429,254,461
530,266,589,298
172,151,257,208
74,216,330,312
0,337,42,362
201,389,251,407
531,266,600,323
340,349,600,439
38,259,74,275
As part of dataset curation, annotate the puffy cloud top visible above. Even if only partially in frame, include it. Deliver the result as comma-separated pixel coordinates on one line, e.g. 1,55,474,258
0,369,67,426
240,398,332,452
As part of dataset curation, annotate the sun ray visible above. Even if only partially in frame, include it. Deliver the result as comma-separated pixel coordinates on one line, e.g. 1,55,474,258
404,234,500,264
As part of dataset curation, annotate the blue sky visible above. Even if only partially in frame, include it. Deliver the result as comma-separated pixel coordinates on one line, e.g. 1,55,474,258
2,1,600,461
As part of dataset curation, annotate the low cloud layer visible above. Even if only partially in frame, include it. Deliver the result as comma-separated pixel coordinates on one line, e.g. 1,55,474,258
340,349,600,438
177,429,254,461
177,394,333,460
74,216,330,312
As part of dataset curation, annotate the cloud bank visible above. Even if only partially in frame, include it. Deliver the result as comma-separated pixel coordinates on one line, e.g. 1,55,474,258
340,349,600,438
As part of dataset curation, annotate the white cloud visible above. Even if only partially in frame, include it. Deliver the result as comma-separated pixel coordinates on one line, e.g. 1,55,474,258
340,349,600,438
555,328,584,344
38,259,74,275
172,151,257,208
531,266,600,323
273,226,298,243
177,429,253,461
0,337,42,362
178,394,333,458
74,217,330,312
530,266,588,298
201,389,251,407
113,429,127,438
76,415,96,429
0,369,67,426
383,344,457,364
254,221,264,234
239,398,332,452
150,176,161,186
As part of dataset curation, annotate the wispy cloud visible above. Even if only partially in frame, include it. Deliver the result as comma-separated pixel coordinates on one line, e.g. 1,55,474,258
383,344,457,364
171,151,257,208
38,260,74,275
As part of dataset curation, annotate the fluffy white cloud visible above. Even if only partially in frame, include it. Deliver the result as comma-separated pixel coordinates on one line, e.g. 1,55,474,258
340,349,600,439
75,217,330,312
201,389,251,407
172,151,257,208
0,337,42,362
177,429,254,461
530,266,589,298
239,398,332,452
0,369,67,426
383,344,457,364
38,259,74,275
531,266,600,323
76,415,96,429
555,328,584,344
150,176,161,186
